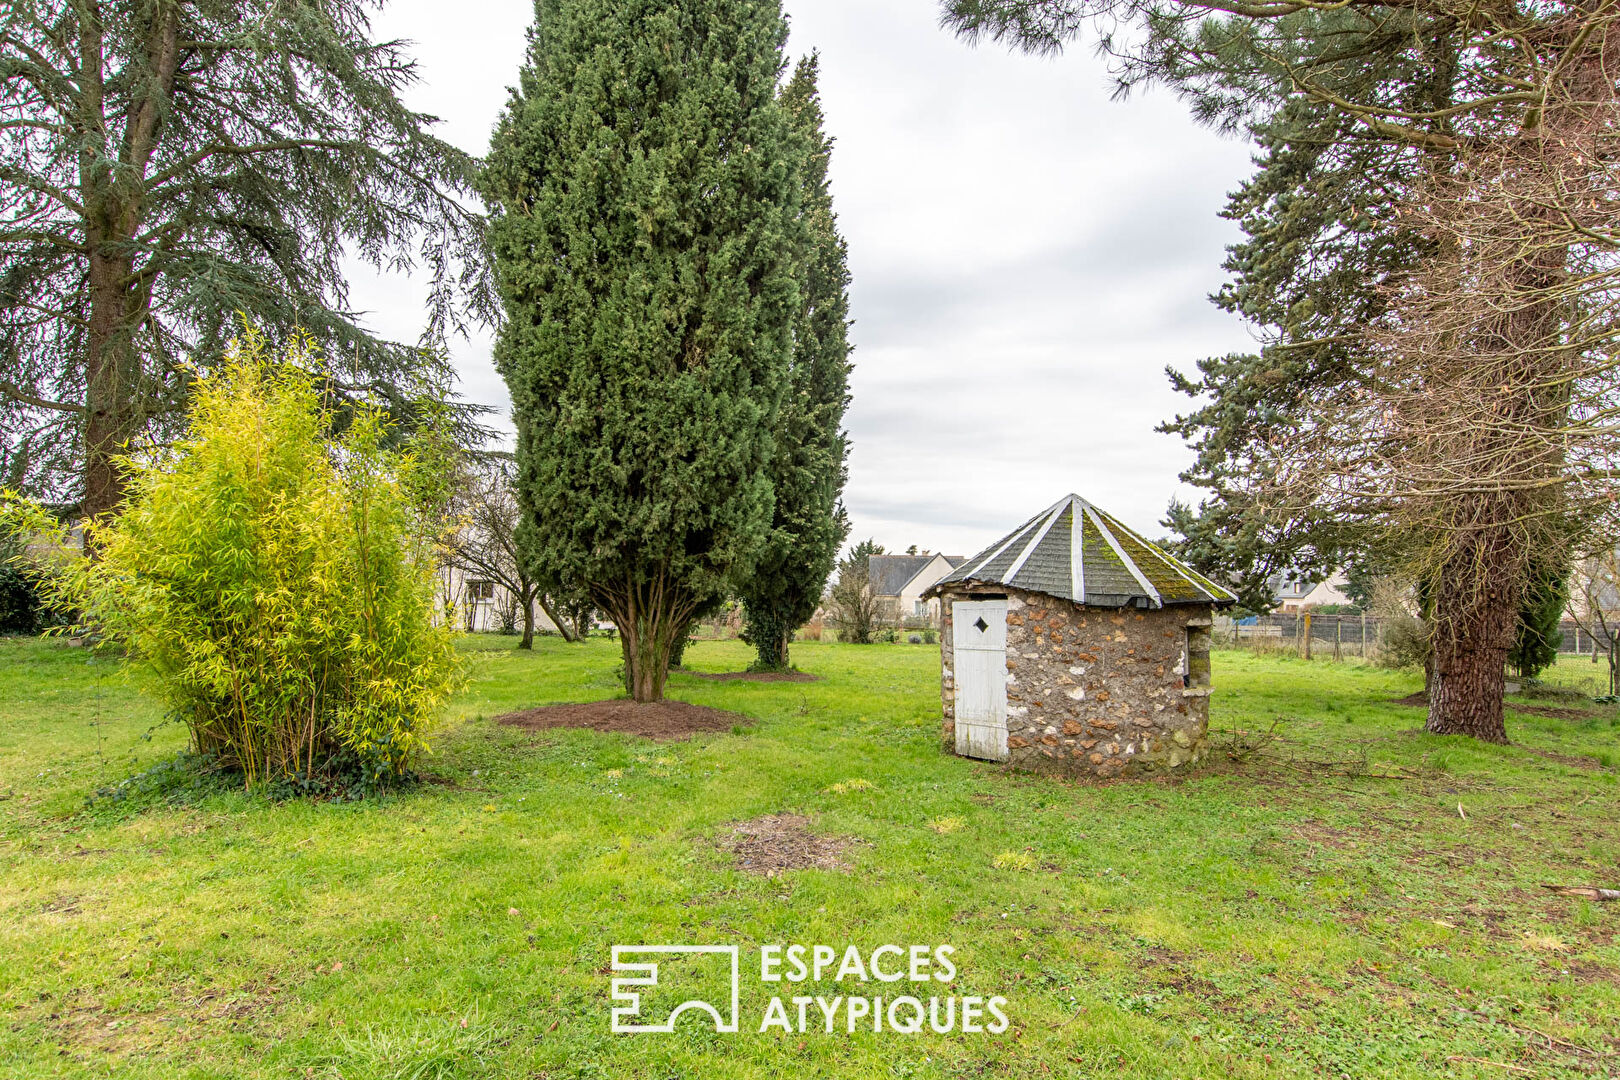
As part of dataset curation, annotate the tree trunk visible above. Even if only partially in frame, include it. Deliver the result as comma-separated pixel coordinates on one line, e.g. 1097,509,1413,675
81,251,140,522
1426,551,1514,743
537,595,574,642
601,573,690,703
618,623,675,702
745,604,793,671
519,594,535,649
76,6,179,523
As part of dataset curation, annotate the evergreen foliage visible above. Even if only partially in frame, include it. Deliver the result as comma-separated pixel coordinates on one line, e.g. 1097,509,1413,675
0,562,40,634
2,331,462,789
1148,16,1455,611
739,54,853,673
1510,561,1568,679
483,0,802,701
0,0,495,516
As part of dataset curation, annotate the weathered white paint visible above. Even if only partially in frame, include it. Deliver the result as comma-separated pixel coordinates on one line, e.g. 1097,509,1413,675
952,599,1009,762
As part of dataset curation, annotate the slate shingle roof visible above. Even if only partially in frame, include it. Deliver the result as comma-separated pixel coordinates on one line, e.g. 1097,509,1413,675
925,494,1237,609
869,554,938,597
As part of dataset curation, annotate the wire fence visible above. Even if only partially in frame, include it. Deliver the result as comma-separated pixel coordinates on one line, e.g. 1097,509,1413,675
1220,613,1615,659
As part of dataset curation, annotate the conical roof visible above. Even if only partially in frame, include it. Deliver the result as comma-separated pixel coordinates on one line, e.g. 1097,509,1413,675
927,494,1236,609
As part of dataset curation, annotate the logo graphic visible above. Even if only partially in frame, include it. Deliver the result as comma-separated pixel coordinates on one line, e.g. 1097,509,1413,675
610,945,740,1033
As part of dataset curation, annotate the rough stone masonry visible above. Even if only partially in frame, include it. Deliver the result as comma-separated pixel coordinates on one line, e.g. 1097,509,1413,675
939,585,1213,777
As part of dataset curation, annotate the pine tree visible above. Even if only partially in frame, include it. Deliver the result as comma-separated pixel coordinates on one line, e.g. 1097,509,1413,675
1154,17,1456,613
739,54,853,672
0,1,494,517
483,0,801,702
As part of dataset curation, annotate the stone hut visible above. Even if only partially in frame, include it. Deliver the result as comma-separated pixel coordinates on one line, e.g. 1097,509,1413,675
924,494,1236,777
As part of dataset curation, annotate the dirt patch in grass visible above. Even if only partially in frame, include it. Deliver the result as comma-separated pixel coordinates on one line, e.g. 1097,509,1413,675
720,813,852,877
1507,702,1605,721
495,700,751,741
682,670,821,683
1519,746,1605,770
1393,691,1605,723
1391,691,1602,724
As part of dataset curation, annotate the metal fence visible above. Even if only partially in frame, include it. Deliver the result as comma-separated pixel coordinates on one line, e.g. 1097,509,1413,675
1222,614,1381,658
1221,613,1613,657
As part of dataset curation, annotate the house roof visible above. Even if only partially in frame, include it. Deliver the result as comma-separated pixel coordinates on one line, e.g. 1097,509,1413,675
925,494,1237,609
869,554,939,597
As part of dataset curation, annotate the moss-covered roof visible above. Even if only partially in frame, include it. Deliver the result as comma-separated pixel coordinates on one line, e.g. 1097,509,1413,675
925,494,1237,609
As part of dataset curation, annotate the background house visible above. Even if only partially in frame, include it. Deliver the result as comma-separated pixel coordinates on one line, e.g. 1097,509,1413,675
869,552,964,625
1271,571,1353,613
436,560,564,636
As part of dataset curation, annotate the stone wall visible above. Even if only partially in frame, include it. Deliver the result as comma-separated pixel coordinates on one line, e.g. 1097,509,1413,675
939,585,1213,778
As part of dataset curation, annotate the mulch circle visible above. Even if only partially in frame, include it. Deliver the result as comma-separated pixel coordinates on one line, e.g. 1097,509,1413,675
681,669,820,683
494,699,751,741
720,813,853,877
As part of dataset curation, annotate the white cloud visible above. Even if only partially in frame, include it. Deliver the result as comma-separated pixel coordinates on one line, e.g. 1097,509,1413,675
343,0,1258,558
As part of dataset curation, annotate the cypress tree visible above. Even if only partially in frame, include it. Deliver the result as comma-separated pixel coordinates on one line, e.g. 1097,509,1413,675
739,55,853,672
483,0,801,702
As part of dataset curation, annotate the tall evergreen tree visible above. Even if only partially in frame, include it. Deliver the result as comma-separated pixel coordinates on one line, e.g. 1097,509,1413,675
739,54,852,672
0,0,494,517
1154,16,1456,613
483,0,802,702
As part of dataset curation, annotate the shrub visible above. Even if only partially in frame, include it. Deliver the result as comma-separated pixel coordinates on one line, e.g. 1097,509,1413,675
0,562,41,633
1378,613,1432,670
922,628,937,645
5,332,461,788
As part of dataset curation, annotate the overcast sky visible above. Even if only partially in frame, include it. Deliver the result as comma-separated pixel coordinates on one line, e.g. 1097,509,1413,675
346,0,1259,559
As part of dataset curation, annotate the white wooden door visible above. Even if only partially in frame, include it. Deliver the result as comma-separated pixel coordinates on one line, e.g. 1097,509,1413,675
952,599,1008,762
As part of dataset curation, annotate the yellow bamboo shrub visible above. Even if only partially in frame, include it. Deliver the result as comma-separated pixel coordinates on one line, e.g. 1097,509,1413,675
11,331,461,788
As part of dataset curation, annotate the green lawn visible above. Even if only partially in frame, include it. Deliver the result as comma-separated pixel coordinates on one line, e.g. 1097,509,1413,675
1,635,1617,1079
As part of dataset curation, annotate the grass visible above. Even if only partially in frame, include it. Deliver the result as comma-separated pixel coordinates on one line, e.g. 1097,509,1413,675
1,635,1617,1079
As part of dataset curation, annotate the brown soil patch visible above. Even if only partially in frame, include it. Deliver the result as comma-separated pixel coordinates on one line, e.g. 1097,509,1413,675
682,669,820,683
1392,691,1604,722
1508,702,1604,721
1519,746,1604,770
495,700,750,741
720,814,852,877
